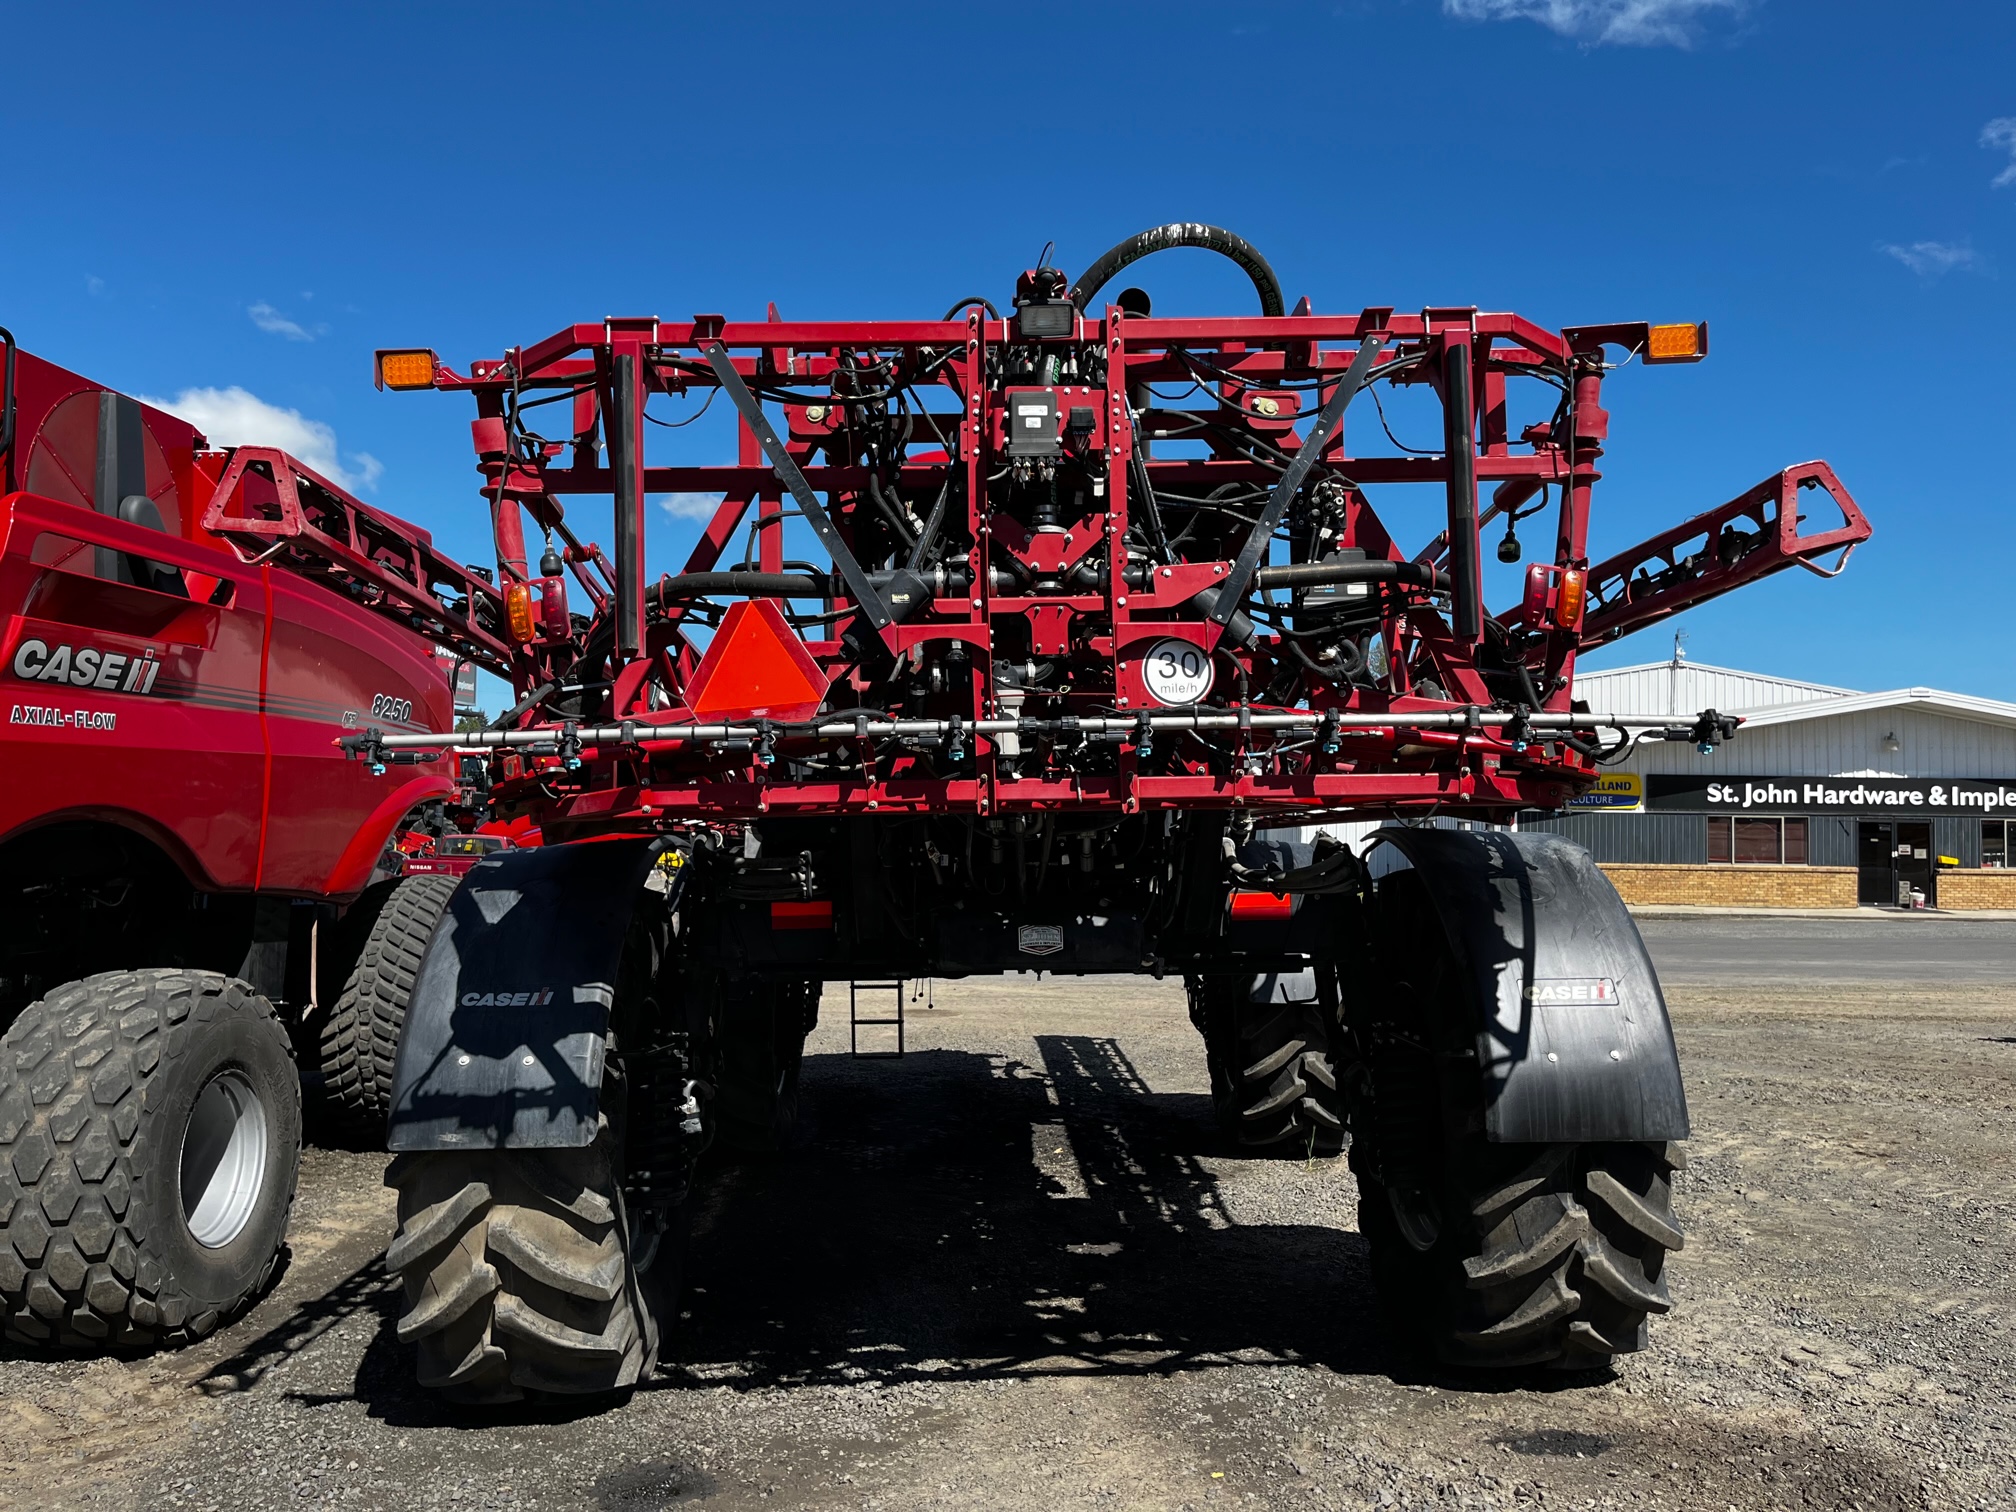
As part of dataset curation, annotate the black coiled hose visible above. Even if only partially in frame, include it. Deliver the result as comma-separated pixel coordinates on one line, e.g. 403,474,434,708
1070,223,1285,317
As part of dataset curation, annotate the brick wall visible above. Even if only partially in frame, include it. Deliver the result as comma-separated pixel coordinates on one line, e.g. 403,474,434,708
1935,869,2016,911
1599,863,1858,908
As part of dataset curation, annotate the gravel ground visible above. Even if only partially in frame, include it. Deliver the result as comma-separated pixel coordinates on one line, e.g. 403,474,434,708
3,921,2013,1512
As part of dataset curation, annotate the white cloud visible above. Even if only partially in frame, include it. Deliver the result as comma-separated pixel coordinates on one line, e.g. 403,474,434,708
1442,0,1742,46
248,301,314,341
138,386,381,492
657,492,727,522
85,275,105,296
1983,118,2016,188
1878,240,1981,277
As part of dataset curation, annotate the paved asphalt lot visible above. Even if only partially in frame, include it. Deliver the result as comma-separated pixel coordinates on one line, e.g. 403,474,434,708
1637,914,2016,983
2,913,2012,1512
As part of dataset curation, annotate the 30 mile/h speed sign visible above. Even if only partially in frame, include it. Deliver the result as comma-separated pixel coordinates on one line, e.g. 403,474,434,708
1142,638,1214,706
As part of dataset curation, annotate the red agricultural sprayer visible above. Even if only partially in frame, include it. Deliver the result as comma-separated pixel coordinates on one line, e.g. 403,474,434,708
337,225,1866,1403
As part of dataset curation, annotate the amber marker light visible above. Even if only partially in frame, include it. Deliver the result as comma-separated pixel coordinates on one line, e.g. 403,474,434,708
504,581,537,643
1644,323,1708,364
1555,567,1588,630
374,348,439,390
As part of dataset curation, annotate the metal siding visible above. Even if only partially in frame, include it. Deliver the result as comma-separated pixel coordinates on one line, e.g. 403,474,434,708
1518,812,1706,863
1933,816,1980,868
1808,815,1857,866
1626,707,2016,783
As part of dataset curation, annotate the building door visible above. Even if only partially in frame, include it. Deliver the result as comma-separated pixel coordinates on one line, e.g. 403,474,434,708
1897,820,1935,907
1857,822,1894,905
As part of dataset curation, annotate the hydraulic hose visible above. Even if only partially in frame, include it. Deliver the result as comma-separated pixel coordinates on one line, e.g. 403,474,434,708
1071,224,1285,317
1252,559,1446,592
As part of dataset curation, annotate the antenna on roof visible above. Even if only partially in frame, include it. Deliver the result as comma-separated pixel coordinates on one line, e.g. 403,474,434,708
1672,629,1689,664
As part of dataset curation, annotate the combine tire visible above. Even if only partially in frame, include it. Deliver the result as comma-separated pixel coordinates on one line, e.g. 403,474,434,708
314,873,460,1144
712,977,818,1153
0,970,300,1350
1187,970,1345,1154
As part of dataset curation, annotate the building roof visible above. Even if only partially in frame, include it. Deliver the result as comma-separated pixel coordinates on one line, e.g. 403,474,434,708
1576,658,2016,733
1733,686,2016,732
1572,659,1855,719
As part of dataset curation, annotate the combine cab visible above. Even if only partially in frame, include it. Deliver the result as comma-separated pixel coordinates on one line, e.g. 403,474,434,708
0,332,514,1349
333,225,1867,1403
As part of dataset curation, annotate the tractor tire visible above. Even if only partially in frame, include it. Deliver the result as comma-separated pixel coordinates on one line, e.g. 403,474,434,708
1354,1137,1685,1369
1187,970,1345,1155
314,873,459,1145
0,970,301,1350
384,1120,662,1403
711,978,818,1153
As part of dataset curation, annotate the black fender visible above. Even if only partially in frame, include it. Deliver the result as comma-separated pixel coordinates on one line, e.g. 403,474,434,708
386,837,684,1152
1366,827,1689,1145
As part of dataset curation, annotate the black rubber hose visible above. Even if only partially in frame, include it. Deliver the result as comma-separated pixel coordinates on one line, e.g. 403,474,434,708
1286,635,1368,684
1070,224,1285,317
941,297,1002,320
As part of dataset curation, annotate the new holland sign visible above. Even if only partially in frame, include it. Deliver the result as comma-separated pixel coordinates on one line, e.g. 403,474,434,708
1567,773,1643,811
1647,775,2016,816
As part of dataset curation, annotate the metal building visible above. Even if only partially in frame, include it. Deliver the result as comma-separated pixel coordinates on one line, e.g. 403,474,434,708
1524,654,2016,906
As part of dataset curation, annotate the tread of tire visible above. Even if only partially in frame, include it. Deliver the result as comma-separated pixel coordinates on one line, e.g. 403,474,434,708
1360,1141,1684,1369
0,970,297,1350
1189,975,1344,1152
316,874,460,1141
386,1139,652,1402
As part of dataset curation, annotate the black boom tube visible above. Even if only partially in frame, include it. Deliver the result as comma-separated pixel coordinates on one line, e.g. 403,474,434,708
1441,342,1482,644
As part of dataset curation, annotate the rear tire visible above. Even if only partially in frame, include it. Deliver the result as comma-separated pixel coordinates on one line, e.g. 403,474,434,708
1355,1135,1684,1368
0,970,300,1350
385,904,678,1404
1187,970,1345,1154
314,873,460,1145
712,978,817,1153
1348,866,1685,1368
385,1120,662,1403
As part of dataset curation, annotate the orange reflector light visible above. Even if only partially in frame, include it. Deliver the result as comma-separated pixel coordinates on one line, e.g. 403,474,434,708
685,598,832,722
771,900,834,930
1555,567,1587,630
1229,890,1294,920
375,348,438,390
504,581,537,643
1645,322,1707,363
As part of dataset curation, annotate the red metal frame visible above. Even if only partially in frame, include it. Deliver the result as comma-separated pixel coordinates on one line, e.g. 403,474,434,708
375,301,1868,838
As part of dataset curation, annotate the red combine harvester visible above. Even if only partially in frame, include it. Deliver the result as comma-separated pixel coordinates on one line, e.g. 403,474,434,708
0,331,517,1349
339,224,1866,1405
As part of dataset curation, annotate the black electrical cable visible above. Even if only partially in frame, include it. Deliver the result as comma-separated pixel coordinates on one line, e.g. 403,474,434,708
643,386,719,429
940,297,1001,321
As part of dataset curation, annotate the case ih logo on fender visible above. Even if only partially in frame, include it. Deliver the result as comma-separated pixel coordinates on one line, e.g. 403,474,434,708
10,639,162,694
1526,978,1619,1007
460,990,558,1007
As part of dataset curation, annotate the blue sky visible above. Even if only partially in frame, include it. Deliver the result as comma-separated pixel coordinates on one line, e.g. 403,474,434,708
5,0,2011,699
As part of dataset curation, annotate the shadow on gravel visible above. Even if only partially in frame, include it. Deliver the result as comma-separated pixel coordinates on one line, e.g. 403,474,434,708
655,1034,1390,1393
325,1032,1596,1421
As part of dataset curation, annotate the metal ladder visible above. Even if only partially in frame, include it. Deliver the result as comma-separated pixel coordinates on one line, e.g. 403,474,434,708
848,979,905,1057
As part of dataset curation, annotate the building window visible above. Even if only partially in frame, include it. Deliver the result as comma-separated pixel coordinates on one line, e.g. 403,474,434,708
1986,821,2010,868
1708,816,1808,864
